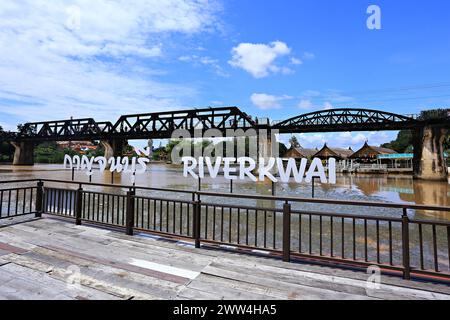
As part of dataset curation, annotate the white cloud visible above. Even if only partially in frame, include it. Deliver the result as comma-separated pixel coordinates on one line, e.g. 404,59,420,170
179,54,228,77
303,52,315,60
290,57,303,65
323,102,334,110
298,100,314,110
229,41,293,78
297,100,333,110
0,0,220,122
250,93,291,110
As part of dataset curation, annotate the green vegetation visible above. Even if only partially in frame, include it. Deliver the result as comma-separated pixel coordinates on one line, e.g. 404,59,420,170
34,142,71,164
0,126,14,162
34,142,104,164
164,138,288,162
419,109,449,120
289,136,300,148
381,130,413,153
382,130,450,154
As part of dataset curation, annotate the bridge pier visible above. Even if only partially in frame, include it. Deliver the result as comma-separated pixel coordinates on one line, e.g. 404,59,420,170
100,139,126,159
11,141,35,166
258,134,273,160
413,126,448,181
147,139,153,159
256,130,280,176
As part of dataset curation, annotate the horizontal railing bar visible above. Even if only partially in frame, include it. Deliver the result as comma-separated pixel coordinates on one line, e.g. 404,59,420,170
291,210,403,222
82,190,125,197
200,202,284,213
0,212,37,220
197,191,450,212
132,195,193,205
134,227,194,240
0,179,41,185
40,179,196,195
409,218,450,227
0,186,37,192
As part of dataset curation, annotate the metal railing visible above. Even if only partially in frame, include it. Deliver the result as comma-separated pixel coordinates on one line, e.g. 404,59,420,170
1,178,449,282
0,182,41,219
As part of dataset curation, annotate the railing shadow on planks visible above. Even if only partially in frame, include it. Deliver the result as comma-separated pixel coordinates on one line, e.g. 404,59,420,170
0,178,449,282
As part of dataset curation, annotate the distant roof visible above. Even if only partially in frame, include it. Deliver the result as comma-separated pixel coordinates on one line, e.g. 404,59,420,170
349,142,396,159
370,146,397,154
284,147,318,158
314,144,354,159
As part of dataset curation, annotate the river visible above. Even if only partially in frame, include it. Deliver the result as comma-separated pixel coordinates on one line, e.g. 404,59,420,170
1,163,449,221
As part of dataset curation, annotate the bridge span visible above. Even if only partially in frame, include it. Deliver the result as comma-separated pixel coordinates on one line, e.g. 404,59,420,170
1,106,449,180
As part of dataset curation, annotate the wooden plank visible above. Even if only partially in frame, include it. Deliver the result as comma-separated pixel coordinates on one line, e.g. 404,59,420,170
43,244,191,285
201,265,375,300
213,255,450,296
186,273,293,300
183,277,277,300
0,263,119,300
1,254,159,300
0,242,29,254
24,249,184,299
5,222,211,272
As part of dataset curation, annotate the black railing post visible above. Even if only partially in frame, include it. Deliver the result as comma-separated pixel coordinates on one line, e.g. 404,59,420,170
402,208,411,280
126,188,135,236
35,181,44,218
193,196,201,248
75,184,83,225
282,201,291,262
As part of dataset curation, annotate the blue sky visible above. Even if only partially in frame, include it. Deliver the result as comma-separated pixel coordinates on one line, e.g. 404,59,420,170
1,0,449,149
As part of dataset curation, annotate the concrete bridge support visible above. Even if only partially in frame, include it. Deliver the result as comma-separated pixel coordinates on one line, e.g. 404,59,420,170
413,126,448,181
257,130,279,160
147,139,153,159
256,130,280,176
11,141,35,165
100,139,126,159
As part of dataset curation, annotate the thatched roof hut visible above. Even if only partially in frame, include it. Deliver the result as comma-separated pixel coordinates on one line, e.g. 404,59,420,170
283,146,318,159
349,142,396,162
313,143,354,160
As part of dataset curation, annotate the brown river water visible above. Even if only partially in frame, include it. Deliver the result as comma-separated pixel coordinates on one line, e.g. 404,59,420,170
1,163,449,220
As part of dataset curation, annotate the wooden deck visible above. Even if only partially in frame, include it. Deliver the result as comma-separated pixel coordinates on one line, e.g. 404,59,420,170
0,217,449,300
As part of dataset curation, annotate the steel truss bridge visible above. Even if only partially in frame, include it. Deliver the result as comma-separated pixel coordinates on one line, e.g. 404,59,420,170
1,107,449,143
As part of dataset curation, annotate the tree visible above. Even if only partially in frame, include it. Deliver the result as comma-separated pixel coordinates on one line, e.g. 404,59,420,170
0,126,14,162
381,130,413,153
289,136,300,148
278,142,288,156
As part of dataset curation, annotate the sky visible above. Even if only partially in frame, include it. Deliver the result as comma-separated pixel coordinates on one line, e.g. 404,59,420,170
0,0,450,149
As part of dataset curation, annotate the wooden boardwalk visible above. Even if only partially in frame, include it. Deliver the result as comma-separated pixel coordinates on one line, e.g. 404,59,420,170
0,217,449,300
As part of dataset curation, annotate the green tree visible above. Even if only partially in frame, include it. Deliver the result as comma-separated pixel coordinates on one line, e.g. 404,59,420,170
289,136,300,148
381,130,413,153
278,142,288,156
0,126,14,162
